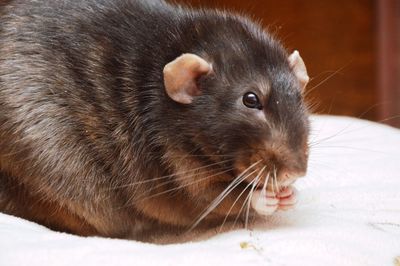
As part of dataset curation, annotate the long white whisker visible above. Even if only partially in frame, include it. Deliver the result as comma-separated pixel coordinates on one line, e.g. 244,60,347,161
218,178,256,232
134,167,235,203
116,167,236,210
219,166,265,232
247,171,271,226
245,168,266,228
273,167,279,194
188,160,262,231
111,158,235,189
304,64,348,98
231,176,259,230
189,169,257,231
133,166,221,196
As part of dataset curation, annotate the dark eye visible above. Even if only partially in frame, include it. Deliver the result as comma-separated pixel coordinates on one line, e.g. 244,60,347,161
242,92,262,109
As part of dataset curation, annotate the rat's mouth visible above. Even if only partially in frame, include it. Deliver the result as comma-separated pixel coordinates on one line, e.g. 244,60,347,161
188,168,300,230
250,185,298,216
234,164,302,196
223,165,301,218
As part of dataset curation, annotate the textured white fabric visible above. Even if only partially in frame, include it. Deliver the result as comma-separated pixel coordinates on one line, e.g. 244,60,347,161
1,115,400,266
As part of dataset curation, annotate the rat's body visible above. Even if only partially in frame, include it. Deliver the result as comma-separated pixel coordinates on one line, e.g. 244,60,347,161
0,0,309,242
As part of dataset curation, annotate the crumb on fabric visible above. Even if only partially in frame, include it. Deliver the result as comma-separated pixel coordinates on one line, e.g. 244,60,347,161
240,241,250,249
239,241,263,253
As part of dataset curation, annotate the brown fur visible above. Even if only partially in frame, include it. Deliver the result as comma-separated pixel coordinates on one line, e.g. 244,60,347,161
0,0,309,242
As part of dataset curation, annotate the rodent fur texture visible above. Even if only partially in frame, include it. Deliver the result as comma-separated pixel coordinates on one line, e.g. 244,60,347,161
0,0,310,242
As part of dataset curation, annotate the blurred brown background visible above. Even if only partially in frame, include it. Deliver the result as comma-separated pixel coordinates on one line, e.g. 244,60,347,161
174,0,400,128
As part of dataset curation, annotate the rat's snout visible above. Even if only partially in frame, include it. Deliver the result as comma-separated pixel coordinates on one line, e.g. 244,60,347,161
239,142,308,190
250,165,305,192
265,149,308,186
277,168,306,187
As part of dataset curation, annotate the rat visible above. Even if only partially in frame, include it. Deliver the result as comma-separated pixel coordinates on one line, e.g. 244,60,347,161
0,0,310,242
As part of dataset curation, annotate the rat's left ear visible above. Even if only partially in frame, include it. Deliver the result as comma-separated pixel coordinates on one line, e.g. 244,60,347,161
163,53,212,104
288,50,309,92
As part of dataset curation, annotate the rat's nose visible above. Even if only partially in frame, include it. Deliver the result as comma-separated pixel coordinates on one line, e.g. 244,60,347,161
278,169,306,187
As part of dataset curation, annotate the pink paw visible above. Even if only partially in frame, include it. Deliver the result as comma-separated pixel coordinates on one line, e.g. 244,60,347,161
251,186,297,216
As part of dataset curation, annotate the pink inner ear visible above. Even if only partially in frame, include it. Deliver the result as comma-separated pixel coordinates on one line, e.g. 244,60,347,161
163,53,212,104
288,50,309,91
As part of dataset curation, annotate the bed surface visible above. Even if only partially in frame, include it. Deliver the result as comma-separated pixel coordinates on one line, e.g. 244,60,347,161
1,115,400,266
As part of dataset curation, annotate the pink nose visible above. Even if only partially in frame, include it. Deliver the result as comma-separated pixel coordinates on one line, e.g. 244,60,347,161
278,170,306,187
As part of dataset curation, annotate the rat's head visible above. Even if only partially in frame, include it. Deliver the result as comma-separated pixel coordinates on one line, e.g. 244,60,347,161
161,15,310,221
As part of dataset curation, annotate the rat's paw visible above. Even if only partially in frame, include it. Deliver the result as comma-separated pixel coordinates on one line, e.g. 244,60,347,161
277,186,297,211
250,186,297,216
250,190,279,216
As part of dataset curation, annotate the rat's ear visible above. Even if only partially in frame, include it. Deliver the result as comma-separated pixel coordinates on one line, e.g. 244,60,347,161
163,53,212,104
288,50,309,92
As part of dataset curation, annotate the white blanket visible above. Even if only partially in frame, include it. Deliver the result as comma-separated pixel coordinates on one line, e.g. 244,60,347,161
1,115,400,266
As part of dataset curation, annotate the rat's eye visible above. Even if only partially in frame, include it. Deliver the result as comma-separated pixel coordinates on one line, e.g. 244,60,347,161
243,92,262,109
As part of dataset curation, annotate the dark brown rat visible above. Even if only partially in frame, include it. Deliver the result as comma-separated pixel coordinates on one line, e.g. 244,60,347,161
0,0,310,242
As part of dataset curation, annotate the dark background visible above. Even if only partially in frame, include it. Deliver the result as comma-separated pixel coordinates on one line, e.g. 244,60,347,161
174,0,400,127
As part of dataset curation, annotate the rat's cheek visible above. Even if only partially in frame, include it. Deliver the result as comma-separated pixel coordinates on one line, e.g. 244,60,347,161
250,190,279,216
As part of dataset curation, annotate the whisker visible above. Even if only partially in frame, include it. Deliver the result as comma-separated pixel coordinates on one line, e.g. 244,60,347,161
244,167,265,229
132,167,236,203
233,171,270,230
131,166,223,197
189,169,257,231
311,145,391,155
114,167,237,211
271,167,276,194
273,167,279,193
110,158,234,189
188,160,262,231
304,64,349,98
231,176,259,231
262,172,269,192
218,174,257,232
309,111,400,149
219,166,266,232
305,97,321,114
145,149,252,158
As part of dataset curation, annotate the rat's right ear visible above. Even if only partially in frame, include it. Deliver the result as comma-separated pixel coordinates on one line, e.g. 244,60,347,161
163,53,212,104
288,50,309,92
